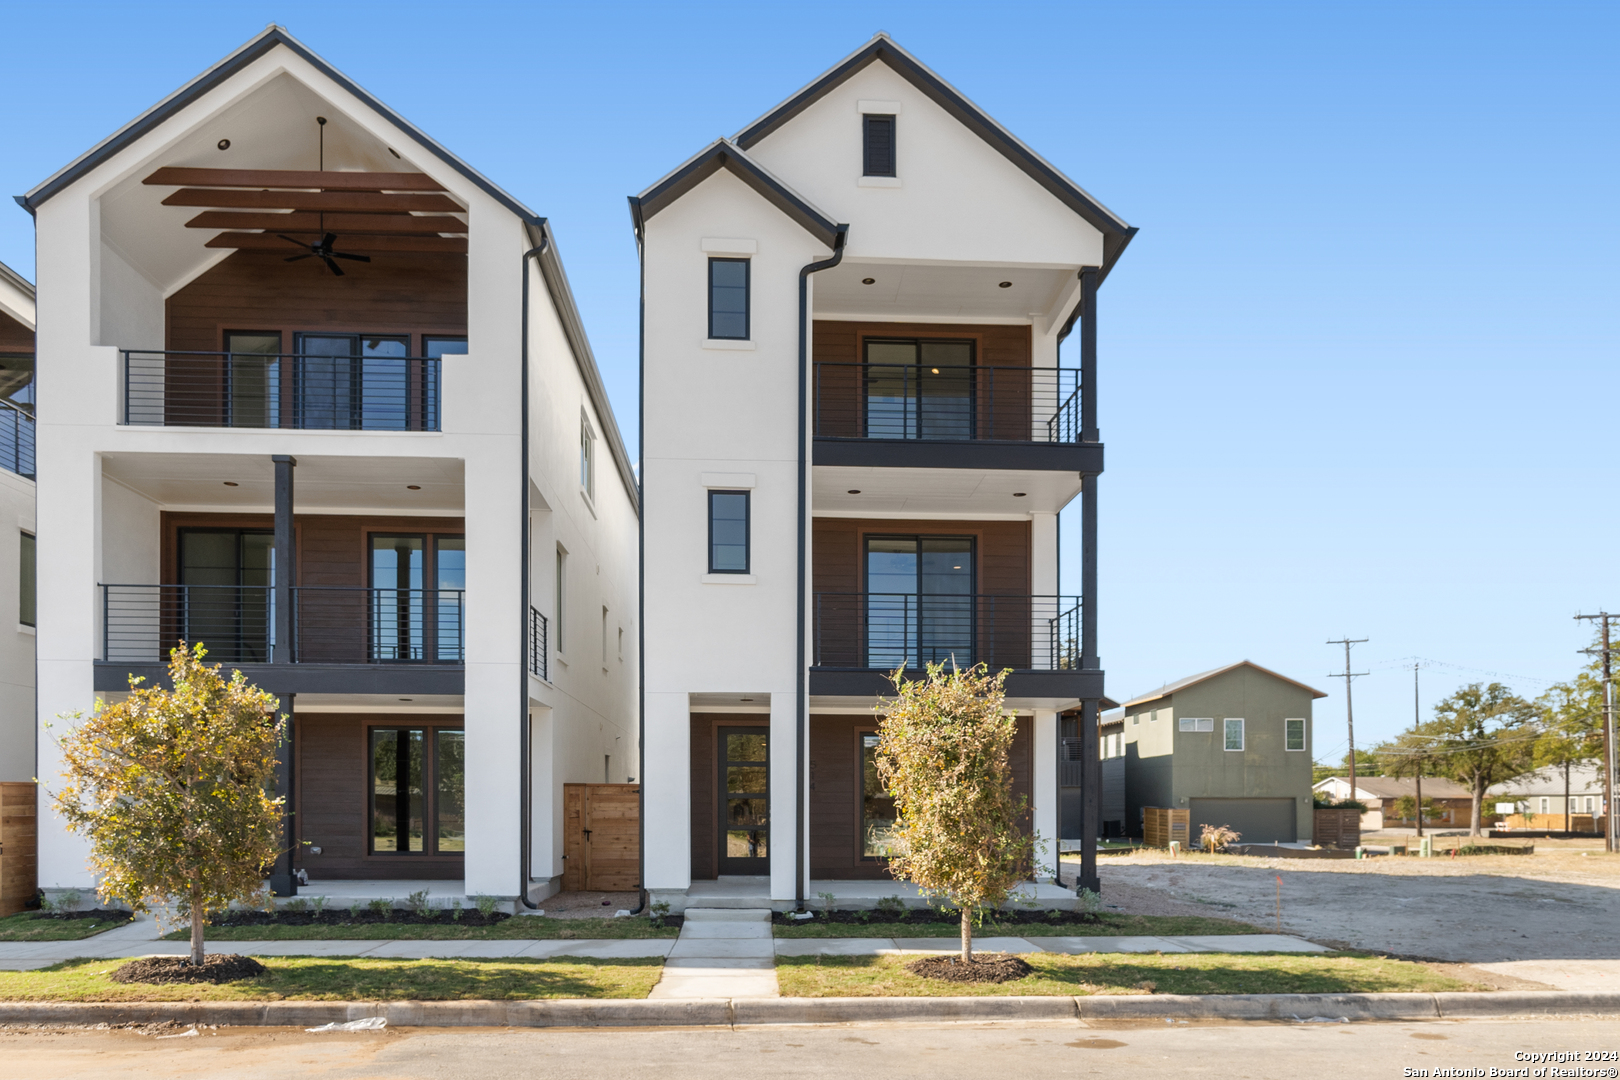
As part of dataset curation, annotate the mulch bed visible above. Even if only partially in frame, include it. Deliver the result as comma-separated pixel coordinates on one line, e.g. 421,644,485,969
205,908,509,929
111,954,267,985
25,909,132,923
905,953,1033,984
774,908,1101,929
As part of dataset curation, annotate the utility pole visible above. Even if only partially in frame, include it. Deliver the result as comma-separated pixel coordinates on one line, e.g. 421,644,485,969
1576,612,1617,854
1413,662,1424,840
1327,638,1369,798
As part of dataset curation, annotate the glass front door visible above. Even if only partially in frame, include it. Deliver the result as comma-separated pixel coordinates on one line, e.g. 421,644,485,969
719,727,769,874
865,536,974,670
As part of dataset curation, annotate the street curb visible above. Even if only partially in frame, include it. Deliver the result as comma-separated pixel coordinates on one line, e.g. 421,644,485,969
1,992,1616,1029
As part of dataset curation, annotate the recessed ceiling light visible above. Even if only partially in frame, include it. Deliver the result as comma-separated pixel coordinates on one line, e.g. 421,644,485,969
998,281,1012,288
406,485,421,490
217,138,231,151
930,367,940,374
1013,492,1027,497
399,698,413,702
741,697,754,702
847,489,861,494
388,147,401,159
222,481,238,487
861,277,876,285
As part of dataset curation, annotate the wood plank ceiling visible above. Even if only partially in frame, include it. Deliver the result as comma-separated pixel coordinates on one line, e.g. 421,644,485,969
143,167,468,255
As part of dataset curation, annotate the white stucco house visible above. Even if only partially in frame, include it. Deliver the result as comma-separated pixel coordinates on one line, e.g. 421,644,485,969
633,35,1133,910
20,27,638,903
0,260,36,783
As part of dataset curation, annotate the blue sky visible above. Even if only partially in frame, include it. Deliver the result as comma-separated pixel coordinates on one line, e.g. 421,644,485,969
3,2,1615,761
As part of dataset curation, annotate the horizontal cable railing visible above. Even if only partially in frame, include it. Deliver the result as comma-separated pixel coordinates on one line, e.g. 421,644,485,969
529,606,548,681
813,362,1082,444
0,399,35,479
121,351,441,431
812,592,1082,672
100,584,464,665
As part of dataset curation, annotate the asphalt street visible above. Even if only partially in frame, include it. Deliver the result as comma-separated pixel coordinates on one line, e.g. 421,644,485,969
2,1018,1615,1079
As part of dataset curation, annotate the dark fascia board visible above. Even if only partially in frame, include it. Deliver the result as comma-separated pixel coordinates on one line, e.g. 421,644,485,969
18,25,541,225
813,436,1102,475
1123,660,1330,710
810,667,1104,702
0,259,34,300
630,139,842,250
94,661,465,696
526,219,639,513
732,35,1137,279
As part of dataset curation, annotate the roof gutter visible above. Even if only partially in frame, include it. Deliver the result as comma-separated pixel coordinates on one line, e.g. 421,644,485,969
630,195,647,917
517,223,547,910
796,224,848,912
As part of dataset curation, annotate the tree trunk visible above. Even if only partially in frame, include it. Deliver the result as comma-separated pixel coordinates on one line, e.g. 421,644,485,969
1415,771,1424,838
189,894,206,967
1471,775,1485,837
1565,761,1572,834
960,907,973,964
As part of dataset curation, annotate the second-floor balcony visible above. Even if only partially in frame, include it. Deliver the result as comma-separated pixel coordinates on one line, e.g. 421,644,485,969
0,399,33,479
121,350,441,431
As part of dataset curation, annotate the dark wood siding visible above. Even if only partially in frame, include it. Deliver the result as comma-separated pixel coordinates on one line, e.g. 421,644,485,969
812,518,1030,595
689,713,771,881
161,512,465,587
0,311,31,355
165,251,466,353
293,712,463,880
809,714,1033,879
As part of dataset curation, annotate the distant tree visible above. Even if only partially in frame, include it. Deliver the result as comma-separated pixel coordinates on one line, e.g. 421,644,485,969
50,644,286,966
874,662,1041,965
1391,795,1438,824
1312,750,1378,785
1425,682,1538,836
1534,665,1607,831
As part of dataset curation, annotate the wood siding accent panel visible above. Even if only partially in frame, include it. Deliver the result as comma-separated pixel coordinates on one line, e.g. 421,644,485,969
165,251,466,354
0,311,31,355
0,783,38,917
294,712,463,881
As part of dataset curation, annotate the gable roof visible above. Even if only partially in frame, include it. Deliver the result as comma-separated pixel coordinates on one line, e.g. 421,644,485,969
0,260,32,302
629,138,843,249
1124,661,1329,709
17,25,541,223
1313,775,1473,801
732,34,1137,279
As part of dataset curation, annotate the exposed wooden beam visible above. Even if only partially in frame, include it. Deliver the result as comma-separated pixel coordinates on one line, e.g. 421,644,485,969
204,232,469,254
144,167,446,192
162,189,462,213
183,211,467,235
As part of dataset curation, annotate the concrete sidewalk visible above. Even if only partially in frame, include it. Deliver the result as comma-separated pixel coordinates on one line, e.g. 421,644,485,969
772,934,1329,956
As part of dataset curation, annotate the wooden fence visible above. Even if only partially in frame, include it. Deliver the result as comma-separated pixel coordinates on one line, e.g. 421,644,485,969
563,783,640,892
1143,807,1189,850
0,783,37,917
1313,807,1361,850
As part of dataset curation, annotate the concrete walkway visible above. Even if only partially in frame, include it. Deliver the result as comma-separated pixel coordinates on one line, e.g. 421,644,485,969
649,908,779,999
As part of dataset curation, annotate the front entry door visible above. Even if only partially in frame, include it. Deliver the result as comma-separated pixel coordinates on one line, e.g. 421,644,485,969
719,727,769,874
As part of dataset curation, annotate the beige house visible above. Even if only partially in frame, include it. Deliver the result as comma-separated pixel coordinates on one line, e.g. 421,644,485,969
1313,775,1474,830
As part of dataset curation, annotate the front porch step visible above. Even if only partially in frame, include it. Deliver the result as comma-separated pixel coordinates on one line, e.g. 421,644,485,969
682,907,771,923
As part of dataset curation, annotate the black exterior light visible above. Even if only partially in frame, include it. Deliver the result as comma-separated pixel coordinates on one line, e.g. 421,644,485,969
998,281,1012,288
217,139,230,151
847,489,861,494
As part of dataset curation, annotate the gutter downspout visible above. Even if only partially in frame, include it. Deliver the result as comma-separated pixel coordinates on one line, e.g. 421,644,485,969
630,197,647,916
796,225,848,912
518,226,548,910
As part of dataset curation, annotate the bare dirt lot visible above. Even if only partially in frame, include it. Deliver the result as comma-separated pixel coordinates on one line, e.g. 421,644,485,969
1063,842,1620,990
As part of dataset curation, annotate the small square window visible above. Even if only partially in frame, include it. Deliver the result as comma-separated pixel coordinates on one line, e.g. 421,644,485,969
1285,718,1306,752
708,491,750,573
708,258,750,340
863,114,896,177
1223,718,1245,752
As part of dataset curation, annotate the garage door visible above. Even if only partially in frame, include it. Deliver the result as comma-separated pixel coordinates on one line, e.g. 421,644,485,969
1189,798,1298,844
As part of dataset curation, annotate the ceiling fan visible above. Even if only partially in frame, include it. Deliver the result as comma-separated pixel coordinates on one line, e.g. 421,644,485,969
280,117,371,276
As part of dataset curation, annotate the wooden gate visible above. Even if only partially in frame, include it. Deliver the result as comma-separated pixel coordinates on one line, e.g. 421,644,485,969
563,784,640,892
0,783,38,917
1143,807,1189,849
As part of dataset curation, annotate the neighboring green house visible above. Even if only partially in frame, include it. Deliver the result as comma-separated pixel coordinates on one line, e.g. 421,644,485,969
1120,661,1326,844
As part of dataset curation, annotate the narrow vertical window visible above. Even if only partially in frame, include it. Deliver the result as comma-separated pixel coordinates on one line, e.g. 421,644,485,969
580,414,596,500
708,491,750,573
1223,718,1245,752
602,606,609,665
555,548,567,654
18,532,33,628
708,258,750,340
863,114,896,177
1285,718,1306,751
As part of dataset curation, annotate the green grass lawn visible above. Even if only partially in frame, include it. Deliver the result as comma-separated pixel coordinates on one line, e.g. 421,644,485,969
0,911,133,942
163,916,680,942
775,951,1477,998
0,955,664,1002
773,913,1261,939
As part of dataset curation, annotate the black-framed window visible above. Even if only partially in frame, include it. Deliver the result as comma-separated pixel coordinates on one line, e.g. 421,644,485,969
178,528,276,663
368,724,464,855
865,534,974,669
18,531,34,628
708,258,750,340
863,114,896,177
863,338,976,440
368,532,464,663
708,491,750,573
860,731,897,858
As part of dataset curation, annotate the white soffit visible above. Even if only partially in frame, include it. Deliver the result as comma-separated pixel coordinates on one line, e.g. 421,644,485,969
100,452,465,513
813,260,1071,321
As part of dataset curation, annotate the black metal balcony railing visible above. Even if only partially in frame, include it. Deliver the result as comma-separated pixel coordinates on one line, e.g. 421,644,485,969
529,606,548,682
0,399,35,479
120,351,441,431
814,362,1081,444
100,584,464,665
812,592,1081,672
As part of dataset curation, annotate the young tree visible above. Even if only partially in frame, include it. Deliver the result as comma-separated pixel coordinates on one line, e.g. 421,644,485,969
1426,682,1537,836
51,644,286,966
1535,670,1606,832
874,662,1041,964
1376,733,1443,838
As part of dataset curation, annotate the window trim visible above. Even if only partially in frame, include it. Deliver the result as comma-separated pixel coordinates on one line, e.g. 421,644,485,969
1285,717,1307,752
580,412,596,502
1223,717,1245,752
708,490,751,574
863,113,897,177
707,257,751,341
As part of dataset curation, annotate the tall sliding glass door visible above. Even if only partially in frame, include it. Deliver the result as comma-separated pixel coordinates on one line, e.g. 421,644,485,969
178,528,275,662
295,333,409,430
863,339,975,440
369,534,464,662
865,536,974,670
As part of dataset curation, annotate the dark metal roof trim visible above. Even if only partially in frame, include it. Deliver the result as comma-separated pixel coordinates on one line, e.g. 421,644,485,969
525,221,639,513
632,139,842,249
733,34,1137,277
1124,660,1330,709
19,25,540,225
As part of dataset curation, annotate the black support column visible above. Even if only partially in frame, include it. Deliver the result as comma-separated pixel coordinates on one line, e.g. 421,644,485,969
1077,268,1102,896
268,455,298,897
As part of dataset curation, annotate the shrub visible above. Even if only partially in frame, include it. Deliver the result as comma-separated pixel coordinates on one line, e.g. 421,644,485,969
1076,887,1103,917
405,890,431,917
368,898,392,916
816,891,837,917
1199,823,1241,854
474,894,500,918
875,895,906,917
648,900,671,928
